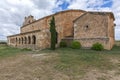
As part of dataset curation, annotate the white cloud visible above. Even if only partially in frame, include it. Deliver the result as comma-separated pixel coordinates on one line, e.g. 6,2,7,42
68,0,105,10
0,0,120,40
0,0,58,40
111,0,120,40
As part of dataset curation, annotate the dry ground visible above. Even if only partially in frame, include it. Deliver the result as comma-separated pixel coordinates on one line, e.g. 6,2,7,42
0,51,120,80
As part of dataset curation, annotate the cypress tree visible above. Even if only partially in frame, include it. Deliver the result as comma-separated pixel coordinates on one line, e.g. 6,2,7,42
49,16,57,50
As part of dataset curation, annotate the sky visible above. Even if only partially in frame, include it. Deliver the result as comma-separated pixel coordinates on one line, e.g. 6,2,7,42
0,0,120,40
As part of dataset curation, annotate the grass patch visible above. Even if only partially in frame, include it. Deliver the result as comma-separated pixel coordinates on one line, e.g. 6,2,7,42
39,47,120,76
21,48,32,51
56,49,114,70
97,77,107,80
0,45,120,79
0,45,30,58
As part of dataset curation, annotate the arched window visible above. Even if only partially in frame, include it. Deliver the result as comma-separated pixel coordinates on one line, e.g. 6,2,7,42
32,35,36,44
21,37,23,44
28,36,31,44
24,37,27,44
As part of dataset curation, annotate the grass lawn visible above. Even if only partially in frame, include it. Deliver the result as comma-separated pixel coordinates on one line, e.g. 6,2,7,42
38,46,120,79
0,45,31,58
0,45,120,80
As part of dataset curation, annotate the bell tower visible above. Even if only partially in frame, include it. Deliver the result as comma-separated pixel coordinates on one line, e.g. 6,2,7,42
23,15,36,26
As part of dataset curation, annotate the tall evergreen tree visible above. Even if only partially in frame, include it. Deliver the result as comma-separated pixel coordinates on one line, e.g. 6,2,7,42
49,16,57,50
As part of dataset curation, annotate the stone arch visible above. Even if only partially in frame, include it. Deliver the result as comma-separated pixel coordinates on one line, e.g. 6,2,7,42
19,38,20,44
21,37,24,44
24,37,27,44
28,36,31,44
32,35,36,44
16,38,17,43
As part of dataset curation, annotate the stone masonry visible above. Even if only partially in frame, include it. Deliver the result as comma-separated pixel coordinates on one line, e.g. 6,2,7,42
7,9,115,50
74,12,115,50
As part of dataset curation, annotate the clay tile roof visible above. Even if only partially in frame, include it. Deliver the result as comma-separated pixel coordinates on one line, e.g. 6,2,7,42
74,11,115,22
88,11,115,20
7,30,41,37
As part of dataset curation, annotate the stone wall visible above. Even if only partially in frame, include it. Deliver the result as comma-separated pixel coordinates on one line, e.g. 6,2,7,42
75,38,109,49
21,10,85,41
108,15,115,49
61,37,73,47
74,12,115,50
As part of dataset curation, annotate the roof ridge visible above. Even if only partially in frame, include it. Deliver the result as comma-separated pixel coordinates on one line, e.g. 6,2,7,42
21,9,86,28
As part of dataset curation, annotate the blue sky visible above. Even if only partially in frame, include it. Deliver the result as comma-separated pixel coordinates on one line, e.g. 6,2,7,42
59,0,113,10
0,0,120,40
58,0,69,10
101,1,112,7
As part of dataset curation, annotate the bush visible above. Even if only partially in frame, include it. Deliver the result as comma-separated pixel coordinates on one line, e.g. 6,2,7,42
60,41,67,48
91,42,104,51
71,41,81,49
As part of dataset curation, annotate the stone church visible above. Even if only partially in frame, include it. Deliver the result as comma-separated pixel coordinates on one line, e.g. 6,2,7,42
7,9,115,50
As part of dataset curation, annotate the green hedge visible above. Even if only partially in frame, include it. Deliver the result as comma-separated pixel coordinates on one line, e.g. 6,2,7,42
60,41,67,48
91,42,104,51
71,41,81,49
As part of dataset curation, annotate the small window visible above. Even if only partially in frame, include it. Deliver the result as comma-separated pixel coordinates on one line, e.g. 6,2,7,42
84,25,89,31
86,25,88,29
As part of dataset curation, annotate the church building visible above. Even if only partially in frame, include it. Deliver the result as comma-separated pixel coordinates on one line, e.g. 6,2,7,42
7,9,115,50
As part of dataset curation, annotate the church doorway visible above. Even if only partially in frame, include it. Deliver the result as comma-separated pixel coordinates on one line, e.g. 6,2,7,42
56,32,58,44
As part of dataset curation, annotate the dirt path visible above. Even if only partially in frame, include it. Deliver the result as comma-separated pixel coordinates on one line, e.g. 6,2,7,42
82,57,120,80
0,53,70,80
0,53,119,80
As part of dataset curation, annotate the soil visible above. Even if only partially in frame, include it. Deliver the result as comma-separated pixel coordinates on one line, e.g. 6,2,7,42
0,53,119,80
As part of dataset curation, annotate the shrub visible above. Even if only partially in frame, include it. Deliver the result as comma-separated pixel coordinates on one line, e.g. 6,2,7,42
60,41,67,48
71,41,81,49
91,42,104,51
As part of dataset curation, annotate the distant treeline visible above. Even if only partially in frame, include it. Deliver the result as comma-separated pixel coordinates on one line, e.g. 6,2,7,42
0,42,7,44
